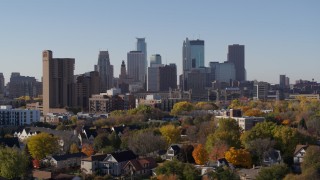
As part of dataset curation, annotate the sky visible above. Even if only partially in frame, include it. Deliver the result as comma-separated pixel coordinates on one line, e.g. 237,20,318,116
0,0,319,84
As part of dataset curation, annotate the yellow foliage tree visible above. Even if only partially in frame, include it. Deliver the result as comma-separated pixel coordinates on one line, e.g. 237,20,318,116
243,108,264,117
69,143,79,153
160,124,180,145
170,101,194,115
225,147,252,168
27,133,59,160
192,144,208,165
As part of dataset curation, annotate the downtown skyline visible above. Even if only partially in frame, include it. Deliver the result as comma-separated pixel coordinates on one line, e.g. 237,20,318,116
0,0,319,84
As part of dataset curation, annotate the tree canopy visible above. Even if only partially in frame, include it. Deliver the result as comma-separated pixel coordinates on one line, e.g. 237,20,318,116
27,132,59,160
0,147,29,179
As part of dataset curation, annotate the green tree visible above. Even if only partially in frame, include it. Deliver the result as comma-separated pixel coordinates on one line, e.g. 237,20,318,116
0,147,29,179
206,118,241,151
301,145,320,172
207,166,240,180
94,133,110,151
27,133,59,160
256,164,289,180
108,131,121,149
156,159,200,180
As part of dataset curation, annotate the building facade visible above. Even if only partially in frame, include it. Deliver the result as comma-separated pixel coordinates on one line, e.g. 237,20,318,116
0,105,40,126
127,51,146,84
159,64,177,91
95,51,114,92
227,44,245,81
210,61,236,83
7,73,41,98
42,50,75,115
0,73,4,96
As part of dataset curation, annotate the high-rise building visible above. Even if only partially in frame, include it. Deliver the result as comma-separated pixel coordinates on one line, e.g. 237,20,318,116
75,71,100,111
253,81,269,100
118,61,134,94
95,51,114,92
42,50,75,114
182,38,205,90
0,73,4,95
150,54,161,67
8,72,40,98
136,38,147,64
279,75,286,89
159,64,177,91
127,51,146,84
210,61,236,83
148,54,163,91
227,44,246,81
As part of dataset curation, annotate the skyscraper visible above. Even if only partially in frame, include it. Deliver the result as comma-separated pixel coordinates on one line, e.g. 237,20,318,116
8,72,39,98
95,51,114,92
0,73,4,95
127,51,146,84
150,54,161,67
279,75,286,89
148,54,163,91
227,44,245,81
136,37,147,64
42,50,75,114
182,38,205,90
159,64,177,91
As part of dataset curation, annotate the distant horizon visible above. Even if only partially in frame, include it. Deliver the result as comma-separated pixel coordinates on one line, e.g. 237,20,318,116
0,0,319,84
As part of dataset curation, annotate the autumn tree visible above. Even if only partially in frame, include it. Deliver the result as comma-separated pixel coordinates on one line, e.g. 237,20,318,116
208,140,229,161
301,145,320,172
81,143,95,156
69,143,79,153
247,138,275,165
94,133,110,151
243,108,264,117
170,101,194,116
0,147,29,179
225,147,252,168
27,133,59,160
160,124,180,145
192,144,208,165
195,102,218,110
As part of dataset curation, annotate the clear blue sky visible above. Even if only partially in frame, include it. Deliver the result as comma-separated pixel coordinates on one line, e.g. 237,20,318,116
0,0,319,84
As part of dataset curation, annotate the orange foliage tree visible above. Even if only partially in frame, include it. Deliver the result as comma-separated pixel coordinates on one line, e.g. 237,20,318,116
243,108,264,117
192,144,208,165
225,147,252,168
81,143,94,156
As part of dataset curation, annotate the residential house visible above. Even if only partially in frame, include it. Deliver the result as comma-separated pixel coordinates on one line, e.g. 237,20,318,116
49,152,86,169
81,150,137,176
122,157,157,177
293,144,309,164
263,149,282,166
166,144,181,160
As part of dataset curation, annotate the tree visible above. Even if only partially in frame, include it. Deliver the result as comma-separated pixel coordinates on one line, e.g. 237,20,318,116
108,131,121,149
160,124,180,145
208,140,229,161
27,133,59,160
156,159,200,180
170,101,194,116
247,138,275,165
256,164,289,180
128,130,166,156
69,143,79,153
82,143,95,156
177,145,195,163
206,118,241,150
243,108,264,117
195,102,218,110
225,147,252,168
0,147,29,179
301,145,320,172
192,144,208,165
206,166,240,180
93,133,110,151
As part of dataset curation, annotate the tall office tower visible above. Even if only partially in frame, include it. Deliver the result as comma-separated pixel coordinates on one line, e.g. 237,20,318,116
75,71,100,111
253,81,269,100
95,51,114,92
285,77,290,87
150,54,161,67
227,44,245,81
0,73,4,95
148,54,163,91
279,75,286,89
182,38,205,90
42,50,75,115
118,60,133,94
210,61,236,83
8,72,38,98
159,64,177,91
136,38,147,67
127,51,146,84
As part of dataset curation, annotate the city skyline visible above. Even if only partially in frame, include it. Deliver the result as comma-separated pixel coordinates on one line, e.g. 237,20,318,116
0,0,319,84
